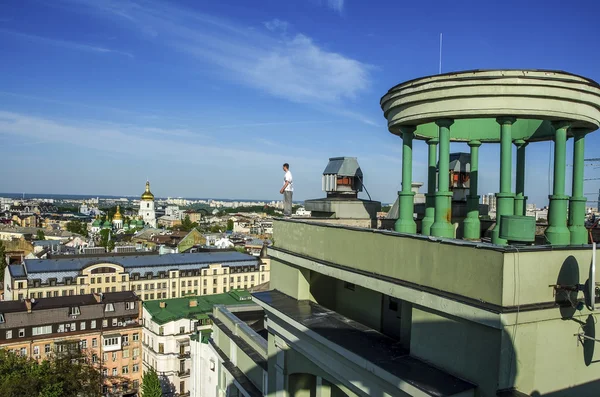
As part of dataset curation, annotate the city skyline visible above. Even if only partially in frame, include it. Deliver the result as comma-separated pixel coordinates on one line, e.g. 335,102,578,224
1,0,600,206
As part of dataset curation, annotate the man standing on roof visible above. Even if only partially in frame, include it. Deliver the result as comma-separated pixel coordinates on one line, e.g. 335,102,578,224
280,163,293,217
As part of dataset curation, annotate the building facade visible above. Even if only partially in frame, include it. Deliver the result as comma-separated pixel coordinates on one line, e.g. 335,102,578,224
142,291,253,396
0,292,143,397
4,252,270,302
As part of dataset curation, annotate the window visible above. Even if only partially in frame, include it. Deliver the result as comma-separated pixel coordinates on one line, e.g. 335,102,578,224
180,326,185,334
80,288,85,295
32,325,52,336
112,368,118,376
159,326,164,335
133,333,139,341
244,276,248,282
62,290,66,296
111,276,116,283
97,277,101,284
69,289,74,296
237,276,241,282
92,338,98,347
213,288,216,293
344,282,355,291
213,279,217,285
91,320,96,329
79,278,84,285
223,287,226,293
125,301,136,310
180,381,185,394
20,347,26,356
158,343,164,353
92,354,98,363
133,363,139,372
104,337,120,347
150,293,154,300
111,287,116,292
181,281,185,287
45,344,51,354
123,334,129,343
103,353,108,362
203,270,207,276
122,286,126,291
105,277,110,283
262,274,265,282
123,349,129,358
133,347,139,357
33,345,39,355
187,280,192,287
133,380,139,389
251,275,255,281
203,288,206,295
18,328,25,337
102,369,108,377
172,292,176,298
194,280,198,286
203,279,207,286
69,306,81,316
105,303,115,312
46,291,51,297
230,277,234,283
172,282,176,288
112,352,117,361
122,365,129,374
80,339,87,349
91,278,95,284
122,275,126,282
112,318,118,326
53,291,58,297
144,294,148,300
213,269,217,275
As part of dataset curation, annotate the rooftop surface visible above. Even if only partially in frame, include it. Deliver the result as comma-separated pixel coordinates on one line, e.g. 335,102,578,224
144,290,253,325
253,290,475,397
22,251,257,273
0,291,139,314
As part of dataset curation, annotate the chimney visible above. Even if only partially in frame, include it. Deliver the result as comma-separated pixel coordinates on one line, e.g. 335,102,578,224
24,298,32,313
93,293,102,303
159,301,166,309
189,300,197,308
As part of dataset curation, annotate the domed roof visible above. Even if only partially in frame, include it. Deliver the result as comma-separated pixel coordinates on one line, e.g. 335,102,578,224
103,218,112,227
141,181,155,201
92,219,101,226
113,205,123,221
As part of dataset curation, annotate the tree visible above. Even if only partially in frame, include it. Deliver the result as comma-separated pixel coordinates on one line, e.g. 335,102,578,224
180,215,198,232
107,240,115,252
66,220,88,237
0,241,6,283
36,230,46,240
0,347,103,397
142,367,162,397
226,219,234,231
99,229,110,248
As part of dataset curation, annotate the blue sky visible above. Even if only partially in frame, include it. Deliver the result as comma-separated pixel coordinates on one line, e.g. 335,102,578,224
1,0,600,205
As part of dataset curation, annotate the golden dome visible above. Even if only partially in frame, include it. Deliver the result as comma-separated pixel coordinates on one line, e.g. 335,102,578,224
113,205,123,221
141,181,155,201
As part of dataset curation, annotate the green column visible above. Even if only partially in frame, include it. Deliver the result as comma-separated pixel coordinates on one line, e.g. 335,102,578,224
568,129,588,245
422,137,438,236
463,140,481,240
545,122,571,245
492,117,516,245
430,119,455,238
395,126,417,233
513,140,528,216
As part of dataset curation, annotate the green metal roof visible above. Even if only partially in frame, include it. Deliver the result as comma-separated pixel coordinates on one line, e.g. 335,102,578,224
143,290,253,325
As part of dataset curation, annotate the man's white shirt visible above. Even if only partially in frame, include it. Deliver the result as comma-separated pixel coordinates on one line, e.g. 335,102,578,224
284,171,293,192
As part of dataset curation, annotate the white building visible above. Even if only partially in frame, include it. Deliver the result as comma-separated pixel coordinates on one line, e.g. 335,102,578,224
166,206,184,220
139,181,157,228
142,291,254,396
294,207,311,217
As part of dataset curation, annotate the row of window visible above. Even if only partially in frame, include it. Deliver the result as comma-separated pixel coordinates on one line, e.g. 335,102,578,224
1,320,140,340
101,380,140,394
7,342,141,358
16,266,266,289
101,364,140,377
99,347,140,361
142,284,254,300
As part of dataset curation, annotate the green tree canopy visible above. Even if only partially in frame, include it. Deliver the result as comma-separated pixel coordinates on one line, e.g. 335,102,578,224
36,229,46,240
180,215,198,232
141,367,162,397
65,220,88,237
226,219,234,231
0,241,6,283
0,347,103,397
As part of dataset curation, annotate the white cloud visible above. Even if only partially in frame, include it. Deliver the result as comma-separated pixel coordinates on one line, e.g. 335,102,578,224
0,28,133,58
67,0,373,124
325,0,344,13
264,18,289,33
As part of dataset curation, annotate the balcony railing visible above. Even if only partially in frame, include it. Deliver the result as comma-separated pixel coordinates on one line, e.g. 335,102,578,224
177,369,190,377
179,392,190,397
178,352,190,359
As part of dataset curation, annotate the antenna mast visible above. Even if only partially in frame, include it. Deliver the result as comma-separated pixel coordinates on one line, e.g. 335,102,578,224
439,33,443,74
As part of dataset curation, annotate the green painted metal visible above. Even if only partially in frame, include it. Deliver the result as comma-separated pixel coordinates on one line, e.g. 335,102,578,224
412,118,552,143
545,123,571,245
422,138,438,236
492,118,516,245
499,215,536,243
431,119,455,238
514,140,528,216
463,140,481,240
569,129,588,245
395,127,417,233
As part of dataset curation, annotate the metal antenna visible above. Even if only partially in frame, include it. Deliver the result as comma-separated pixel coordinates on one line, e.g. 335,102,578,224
439,33,443,74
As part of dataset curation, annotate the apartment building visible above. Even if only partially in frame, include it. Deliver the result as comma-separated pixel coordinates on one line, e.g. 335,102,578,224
142,290,254,396
0,292,143,397
3,252,270,302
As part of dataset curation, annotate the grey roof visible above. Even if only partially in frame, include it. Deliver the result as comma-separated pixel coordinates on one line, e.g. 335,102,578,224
33,240,61,248
8,264,26,278
322,157,363,177
440,152,471,173
23,252,257,274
